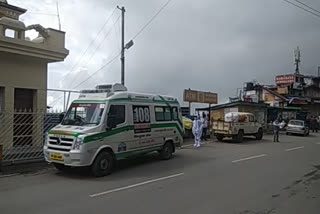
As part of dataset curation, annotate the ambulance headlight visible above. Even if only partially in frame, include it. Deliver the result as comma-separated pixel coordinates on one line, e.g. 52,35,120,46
73,137,84,150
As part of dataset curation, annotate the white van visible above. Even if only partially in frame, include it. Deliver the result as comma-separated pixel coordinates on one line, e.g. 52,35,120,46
44,84,184,176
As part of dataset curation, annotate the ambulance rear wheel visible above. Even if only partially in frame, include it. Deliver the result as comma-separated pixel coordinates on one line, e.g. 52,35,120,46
91,151,114,177
160,142,173,160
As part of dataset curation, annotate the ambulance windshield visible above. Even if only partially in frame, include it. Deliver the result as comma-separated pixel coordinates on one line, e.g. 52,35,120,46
62,103,105,126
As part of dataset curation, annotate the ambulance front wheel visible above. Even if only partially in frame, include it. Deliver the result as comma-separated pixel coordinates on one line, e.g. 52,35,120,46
91,151,115,177
160,142,174,160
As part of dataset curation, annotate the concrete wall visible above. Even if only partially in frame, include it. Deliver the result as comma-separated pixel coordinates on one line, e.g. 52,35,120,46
0,52,47,149
0,52,47,111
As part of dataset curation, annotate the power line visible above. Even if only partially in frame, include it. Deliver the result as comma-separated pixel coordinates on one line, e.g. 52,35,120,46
112,12,121,51
60,7,117,83
132,0,173,40
50,7,118,105
282,0,320,18
73,52,121,89
69,15,121,88
50,0,174,107
27,12,57,16
48,52,120,107
50,11,120,107
293,0,320,15
65,0,173,90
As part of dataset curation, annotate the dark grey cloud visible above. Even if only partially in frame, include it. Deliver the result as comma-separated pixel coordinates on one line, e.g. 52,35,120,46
11,0,320,110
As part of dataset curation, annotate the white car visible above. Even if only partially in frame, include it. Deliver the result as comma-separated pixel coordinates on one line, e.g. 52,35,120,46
286,120,309,136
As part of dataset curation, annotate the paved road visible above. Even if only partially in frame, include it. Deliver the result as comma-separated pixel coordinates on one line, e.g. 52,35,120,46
1,133,320,214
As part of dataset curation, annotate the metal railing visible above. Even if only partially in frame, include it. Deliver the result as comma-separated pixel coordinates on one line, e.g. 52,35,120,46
0,109,62,165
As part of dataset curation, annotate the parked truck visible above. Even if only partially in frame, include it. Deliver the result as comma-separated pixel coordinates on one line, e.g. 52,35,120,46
212,112,263,143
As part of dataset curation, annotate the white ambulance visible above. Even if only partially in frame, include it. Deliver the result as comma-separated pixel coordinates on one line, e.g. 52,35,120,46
44,84,184,177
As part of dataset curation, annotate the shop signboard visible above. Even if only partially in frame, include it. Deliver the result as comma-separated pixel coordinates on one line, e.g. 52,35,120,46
276,75,295,85
184,89,218,104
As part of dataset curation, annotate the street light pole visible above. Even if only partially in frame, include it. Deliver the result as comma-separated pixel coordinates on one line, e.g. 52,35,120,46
118,6,126,86
117,6,134,86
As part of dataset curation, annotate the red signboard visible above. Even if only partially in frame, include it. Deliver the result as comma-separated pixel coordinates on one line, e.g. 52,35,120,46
276,75,295,85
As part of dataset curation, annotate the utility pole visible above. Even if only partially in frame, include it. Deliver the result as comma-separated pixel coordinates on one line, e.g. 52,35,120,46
117,6,134,86
318,66,320,77
118,6,126,86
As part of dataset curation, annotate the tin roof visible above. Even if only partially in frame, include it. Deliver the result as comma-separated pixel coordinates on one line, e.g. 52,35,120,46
196,101,268,111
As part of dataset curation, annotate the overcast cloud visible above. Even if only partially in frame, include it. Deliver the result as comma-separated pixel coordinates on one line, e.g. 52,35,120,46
10,0,320,111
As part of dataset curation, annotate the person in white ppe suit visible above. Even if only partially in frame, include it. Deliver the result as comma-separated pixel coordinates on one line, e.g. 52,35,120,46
192,115,203,148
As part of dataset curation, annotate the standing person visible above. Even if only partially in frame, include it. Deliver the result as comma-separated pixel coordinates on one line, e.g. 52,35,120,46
273,117,285,142
273,118,280,142
192,115,203,148
201,112,208,141
315,116,320,132
311,116,316,133
306,116,311,128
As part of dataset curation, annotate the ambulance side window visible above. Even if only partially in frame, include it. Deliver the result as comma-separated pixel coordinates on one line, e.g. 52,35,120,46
107,105,125,128
155,107,165,121
155,106,172,121
172,107,178,120
164,107,171,121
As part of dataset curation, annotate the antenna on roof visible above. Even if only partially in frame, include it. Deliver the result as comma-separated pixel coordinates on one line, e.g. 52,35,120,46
56,1,61,30
294,46,301,75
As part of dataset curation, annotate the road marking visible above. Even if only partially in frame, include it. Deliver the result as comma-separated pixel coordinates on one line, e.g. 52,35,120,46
285,146,304,152
232,154,267,163
90,173,184,198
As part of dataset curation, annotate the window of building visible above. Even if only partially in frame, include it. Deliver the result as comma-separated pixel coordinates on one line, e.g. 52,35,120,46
155,106,172,121
107,105,125,128
5,29,15,38
14,88,34,110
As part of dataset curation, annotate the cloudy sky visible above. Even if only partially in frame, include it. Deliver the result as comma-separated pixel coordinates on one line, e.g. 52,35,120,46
10,0,320,111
